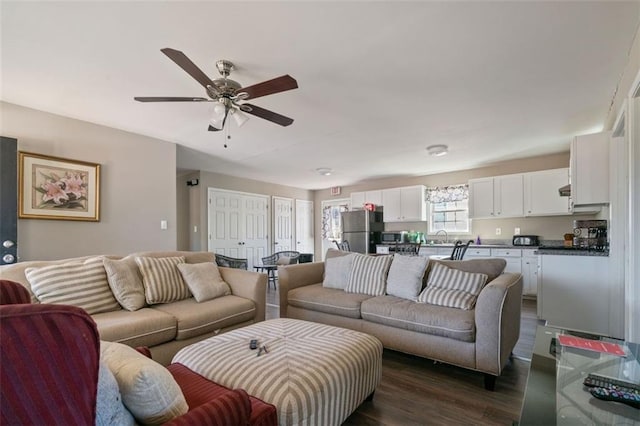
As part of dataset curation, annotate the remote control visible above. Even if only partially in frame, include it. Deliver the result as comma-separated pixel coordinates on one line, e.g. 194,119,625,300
583,373,640,393
250,339,258,350
589,387,640,409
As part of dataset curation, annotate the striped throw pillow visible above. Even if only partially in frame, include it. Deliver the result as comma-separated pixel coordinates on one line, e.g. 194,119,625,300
417,263,488,310
25,257,120,314
135,256,190,304
345,254,393,296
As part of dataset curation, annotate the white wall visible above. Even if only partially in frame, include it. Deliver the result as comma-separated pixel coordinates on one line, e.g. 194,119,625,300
1,102,177,260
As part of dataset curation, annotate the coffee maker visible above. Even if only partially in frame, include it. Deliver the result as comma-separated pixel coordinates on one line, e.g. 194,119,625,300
572,220,608,251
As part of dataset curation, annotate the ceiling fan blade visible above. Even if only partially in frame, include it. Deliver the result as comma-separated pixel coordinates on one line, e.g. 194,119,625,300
161,48,215,89
134,97,209,102
239,75,298,100
208,125,222,132
243,103,294,126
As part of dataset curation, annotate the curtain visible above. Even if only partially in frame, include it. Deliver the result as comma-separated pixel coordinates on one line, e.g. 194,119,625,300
321,204,349,240
425,184,469,203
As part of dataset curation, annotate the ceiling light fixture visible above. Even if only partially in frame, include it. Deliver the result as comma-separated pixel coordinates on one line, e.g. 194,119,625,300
316,168,333,176
426,144,448,156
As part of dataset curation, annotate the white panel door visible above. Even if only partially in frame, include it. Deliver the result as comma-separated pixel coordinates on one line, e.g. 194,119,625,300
295,199,314,254
273,197,293,252
208,189,269,269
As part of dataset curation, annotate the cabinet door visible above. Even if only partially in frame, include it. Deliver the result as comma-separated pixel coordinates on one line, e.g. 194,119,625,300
495,174,524,217
350,192,365,209
524,168,569,216
382,188,402,222
521,256,538,296
468,178,494,218
400,186,427,221
366,190,383,206
571,133,610,205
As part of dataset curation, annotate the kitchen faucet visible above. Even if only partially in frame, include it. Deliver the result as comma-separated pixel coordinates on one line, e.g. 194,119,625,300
435,230,448,244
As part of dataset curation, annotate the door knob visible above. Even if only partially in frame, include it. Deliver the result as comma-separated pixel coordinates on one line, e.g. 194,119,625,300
3,240,15,248
3,254,15,263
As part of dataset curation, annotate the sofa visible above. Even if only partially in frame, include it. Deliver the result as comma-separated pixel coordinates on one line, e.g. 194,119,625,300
278,249,523,390
0,250,267,366
0,282,277,425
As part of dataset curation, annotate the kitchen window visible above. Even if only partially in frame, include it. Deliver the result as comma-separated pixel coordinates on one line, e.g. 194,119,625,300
426,185,470,234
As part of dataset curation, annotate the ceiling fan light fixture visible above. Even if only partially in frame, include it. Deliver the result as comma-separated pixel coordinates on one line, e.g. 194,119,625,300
316,167,333,176
427,144,448,157
231,109,249,128
209,102,227,129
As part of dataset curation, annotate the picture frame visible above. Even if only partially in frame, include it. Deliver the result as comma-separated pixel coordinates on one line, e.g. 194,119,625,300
18,151,100,221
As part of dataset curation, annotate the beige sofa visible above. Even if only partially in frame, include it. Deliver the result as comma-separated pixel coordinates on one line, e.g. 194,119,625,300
0,251,267,365
278,250,523,390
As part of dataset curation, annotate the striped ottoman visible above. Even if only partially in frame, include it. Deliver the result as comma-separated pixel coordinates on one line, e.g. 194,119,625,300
173,318,383,426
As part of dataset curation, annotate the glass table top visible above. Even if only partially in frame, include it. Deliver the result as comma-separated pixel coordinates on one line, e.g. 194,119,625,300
520,325,639,425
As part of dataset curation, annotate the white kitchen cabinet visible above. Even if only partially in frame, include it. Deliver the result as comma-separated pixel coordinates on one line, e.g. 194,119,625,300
468,174,523,218
464,247,492,258
521,250,538,297
571,132,610,206
538,255,614,337
523,168,570,216
350,190,382,209
418,246,451,257
382,185,427,222
491,248,522,277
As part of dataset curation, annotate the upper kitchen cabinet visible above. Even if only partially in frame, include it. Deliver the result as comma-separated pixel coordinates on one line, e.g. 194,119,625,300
468,174,523,219
523,168,569,216
382,185,427,222
350,190,382,209
571,132,610,206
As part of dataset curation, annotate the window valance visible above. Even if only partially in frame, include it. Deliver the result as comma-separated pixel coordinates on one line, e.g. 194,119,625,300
426,184,469,203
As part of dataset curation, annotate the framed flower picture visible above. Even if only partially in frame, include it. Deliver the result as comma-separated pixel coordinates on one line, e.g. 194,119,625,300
18,151,100,221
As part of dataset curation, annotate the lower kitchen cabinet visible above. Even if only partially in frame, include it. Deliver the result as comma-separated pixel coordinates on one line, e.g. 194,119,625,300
521,250,538,297
538,255,615,338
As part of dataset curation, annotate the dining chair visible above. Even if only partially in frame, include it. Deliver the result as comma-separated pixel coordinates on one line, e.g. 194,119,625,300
214,254,248,270
260,251,300,289
450,240,473,260
334,240,351,251
394,242,421,256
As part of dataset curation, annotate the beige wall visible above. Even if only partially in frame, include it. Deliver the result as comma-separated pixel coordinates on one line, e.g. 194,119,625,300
313,152,593,254
1,102,177,260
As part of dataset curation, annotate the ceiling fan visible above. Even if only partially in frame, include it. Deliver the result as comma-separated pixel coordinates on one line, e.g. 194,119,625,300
134,48,298,135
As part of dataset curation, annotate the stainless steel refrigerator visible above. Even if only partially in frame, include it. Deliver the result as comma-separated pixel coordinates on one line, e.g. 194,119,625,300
341,209,384,254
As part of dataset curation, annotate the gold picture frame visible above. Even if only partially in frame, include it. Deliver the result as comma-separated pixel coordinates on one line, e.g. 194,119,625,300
18,151,100,221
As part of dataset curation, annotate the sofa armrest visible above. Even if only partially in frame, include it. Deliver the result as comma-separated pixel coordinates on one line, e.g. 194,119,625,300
164,389,251,426
474,272,523,376
277,262,325,317
219,268,267,323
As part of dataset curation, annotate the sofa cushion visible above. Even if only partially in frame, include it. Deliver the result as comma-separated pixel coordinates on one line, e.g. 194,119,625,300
345,254,393,296
100,341,188,424
94,308,177,348
386,255,429,300
288,283,373,319
103,258,146,311
25,257,121,315
135,256,191,304
361,295,476,342
152,296,256,340
177,263,230,303
96,360,135,426
417,263,488,310
430,258,506,283
322,253,356,290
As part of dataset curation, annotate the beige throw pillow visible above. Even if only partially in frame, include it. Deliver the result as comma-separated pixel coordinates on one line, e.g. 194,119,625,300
100,341,188,425
177,262,231,302
25,257,120,315
345,253,393,296
417,263,488,310
135,256,190,304
103,258,146,311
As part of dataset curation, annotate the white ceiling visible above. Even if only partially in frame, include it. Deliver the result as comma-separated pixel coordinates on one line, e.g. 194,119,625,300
2,1,639,190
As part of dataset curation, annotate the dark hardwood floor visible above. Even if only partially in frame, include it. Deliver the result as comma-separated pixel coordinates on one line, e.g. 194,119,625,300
266,285,537,425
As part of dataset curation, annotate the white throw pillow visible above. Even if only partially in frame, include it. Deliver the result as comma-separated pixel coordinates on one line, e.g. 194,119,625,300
417,263,488,310
103,258,146,311
100,341,188,425
345,254,393,296
25,257,120,314
135,256,191,304
177,262,231,302
95,360,135,426
322,253,356,290
386,255,429,300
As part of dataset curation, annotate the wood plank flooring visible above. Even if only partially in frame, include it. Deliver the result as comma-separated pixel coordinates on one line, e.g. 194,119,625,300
266,285,537,425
